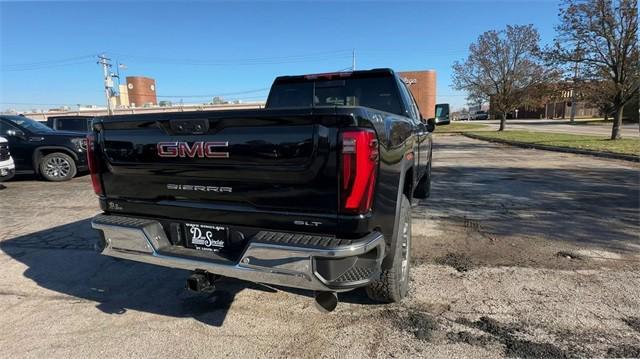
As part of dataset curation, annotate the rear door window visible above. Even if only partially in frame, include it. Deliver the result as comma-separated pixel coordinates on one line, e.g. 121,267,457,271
396,79,419,122
266,82,313,108
56,118,88,132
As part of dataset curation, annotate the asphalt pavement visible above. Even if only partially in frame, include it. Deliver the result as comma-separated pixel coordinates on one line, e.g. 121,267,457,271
1,135,639,358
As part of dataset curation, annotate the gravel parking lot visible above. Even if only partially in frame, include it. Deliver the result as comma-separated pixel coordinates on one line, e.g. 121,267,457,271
1,135,639,358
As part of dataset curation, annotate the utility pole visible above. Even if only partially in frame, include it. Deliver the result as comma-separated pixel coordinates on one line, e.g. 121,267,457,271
352,48,356,71
115,61,127,93
97,54,114,115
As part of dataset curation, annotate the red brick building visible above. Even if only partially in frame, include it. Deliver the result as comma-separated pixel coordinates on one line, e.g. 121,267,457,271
399,70,436,119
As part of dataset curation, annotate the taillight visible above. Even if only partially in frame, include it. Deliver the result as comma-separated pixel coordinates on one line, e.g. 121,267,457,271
341,129,379,214
86,133,103,196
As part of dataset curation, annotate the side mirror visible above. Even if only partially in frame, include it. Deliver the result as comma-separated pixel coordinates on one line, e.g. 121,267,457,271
426,118,436,132
6,129,25,138
434,103,451,126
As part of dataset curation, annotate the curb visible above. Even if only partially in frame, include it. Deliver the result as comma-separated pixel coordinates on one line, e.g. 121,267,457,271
461,133,639,163
436,130,496,136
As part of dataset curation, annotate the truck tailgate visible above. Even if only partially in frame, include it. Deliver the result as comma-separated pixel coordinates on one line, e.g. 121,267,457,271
96,110,340,226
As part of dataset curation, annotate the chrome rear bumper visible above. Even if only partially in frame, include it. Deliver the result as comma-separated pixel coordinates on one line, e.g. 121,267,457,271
91,214,384,292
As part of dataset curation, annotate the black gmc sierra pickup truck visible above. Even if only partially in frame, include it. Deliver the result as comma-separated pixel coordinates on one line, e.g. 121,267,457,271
89,68,448,311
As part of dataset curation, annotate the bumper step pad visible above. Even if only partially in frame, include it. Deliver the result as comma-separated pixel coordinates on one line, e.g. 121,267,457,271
253,231,355,248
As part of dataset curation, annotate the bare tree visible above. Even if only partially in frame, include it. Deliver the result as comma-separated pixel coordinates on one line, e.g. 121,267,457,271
546,0,639,139
452,25,552,131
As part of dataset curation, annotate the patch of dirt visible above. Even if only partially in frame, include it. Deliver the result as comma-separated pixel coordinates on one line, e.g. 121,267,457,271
623,317,640,333
455,316,569,358
406,310,439,341
606,345,640,358
446,331,495,346
382,308,439,341
411,301,451,316
505,338,567,359
435,253,473,272
456,316,515,338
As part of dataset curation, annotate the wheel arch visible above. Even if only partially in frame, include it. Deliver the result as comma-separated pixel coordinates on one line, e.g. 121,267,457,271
32,147,78,175
382,160,414,269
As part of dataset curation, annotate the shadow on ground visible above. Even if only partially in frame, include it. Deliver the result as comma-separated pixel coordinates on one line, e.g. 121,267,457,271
0,219,375,326
420,160,639,252
3,172,90,183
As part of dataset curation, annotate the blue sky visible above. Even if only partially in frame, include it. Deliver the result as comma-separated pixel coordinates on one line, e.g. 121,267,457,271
1,1,560,112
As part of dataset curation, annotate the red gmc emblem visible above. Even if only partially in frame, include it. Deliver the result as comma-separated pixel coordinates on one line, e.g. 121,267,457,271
157,141,229,158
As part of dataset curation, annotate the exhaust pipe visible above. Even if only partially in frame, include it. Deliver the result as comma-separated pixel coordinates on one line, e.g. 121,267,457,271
186,272,217,293
314,291,338,313
94,234,107,253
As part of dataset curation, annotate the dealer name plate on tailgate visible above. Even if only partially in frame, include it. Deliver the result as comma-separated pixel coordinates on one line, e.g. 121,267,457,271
184,222,227,252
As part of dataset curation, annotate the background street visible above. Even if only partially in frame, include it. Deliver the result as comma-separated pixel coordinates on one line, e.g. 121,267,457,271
1,135,638,358
470,119,639,137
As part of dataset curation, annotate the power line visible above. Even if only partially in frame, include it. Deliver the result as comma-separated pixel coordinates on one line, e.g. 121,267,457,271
0,86,272,105
156,87,270,99
0,102,92,106
2,49,354,72
110,50,353,66
111,49,350,62
1,60,95,72
357,48,467,54
1,54,96,68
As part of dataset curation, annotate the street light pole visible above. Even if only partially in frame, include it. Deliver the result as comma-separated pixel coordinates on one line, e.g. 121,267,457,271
569,60,579,124
569,45,581,124
352,48,356,71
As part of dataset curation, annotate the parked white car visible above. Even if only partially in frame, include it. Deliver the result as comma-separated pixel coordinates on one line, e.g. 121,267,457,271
0,136,15,181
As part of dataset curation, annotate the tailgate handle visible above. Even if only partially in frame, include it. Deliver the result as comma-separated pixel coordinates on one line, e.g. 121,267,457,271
169,119,209,135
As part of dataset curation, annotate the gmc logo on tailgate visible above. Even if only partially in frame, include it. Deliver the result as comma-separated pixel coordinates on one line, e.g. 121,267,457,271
157,141,229,158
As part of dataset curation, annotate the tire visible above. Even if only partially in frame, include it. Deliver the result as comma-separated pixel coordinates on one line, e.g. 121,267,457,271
366,194,412,303
413,155,432,199
39,152,77,181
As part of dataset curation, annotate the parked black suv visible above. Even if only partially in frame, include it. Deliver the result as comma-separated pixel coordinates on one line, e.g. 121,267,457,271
0,115,88,181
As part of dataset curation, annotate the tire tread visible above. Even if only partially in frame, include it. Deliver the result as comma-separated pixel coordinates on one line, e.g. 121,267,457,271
365,195,411,303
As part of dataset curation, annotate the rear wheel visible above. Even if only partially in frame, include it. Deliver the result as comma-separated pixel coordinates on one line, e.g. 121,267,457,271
39,152,76,181
366,195,412,303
